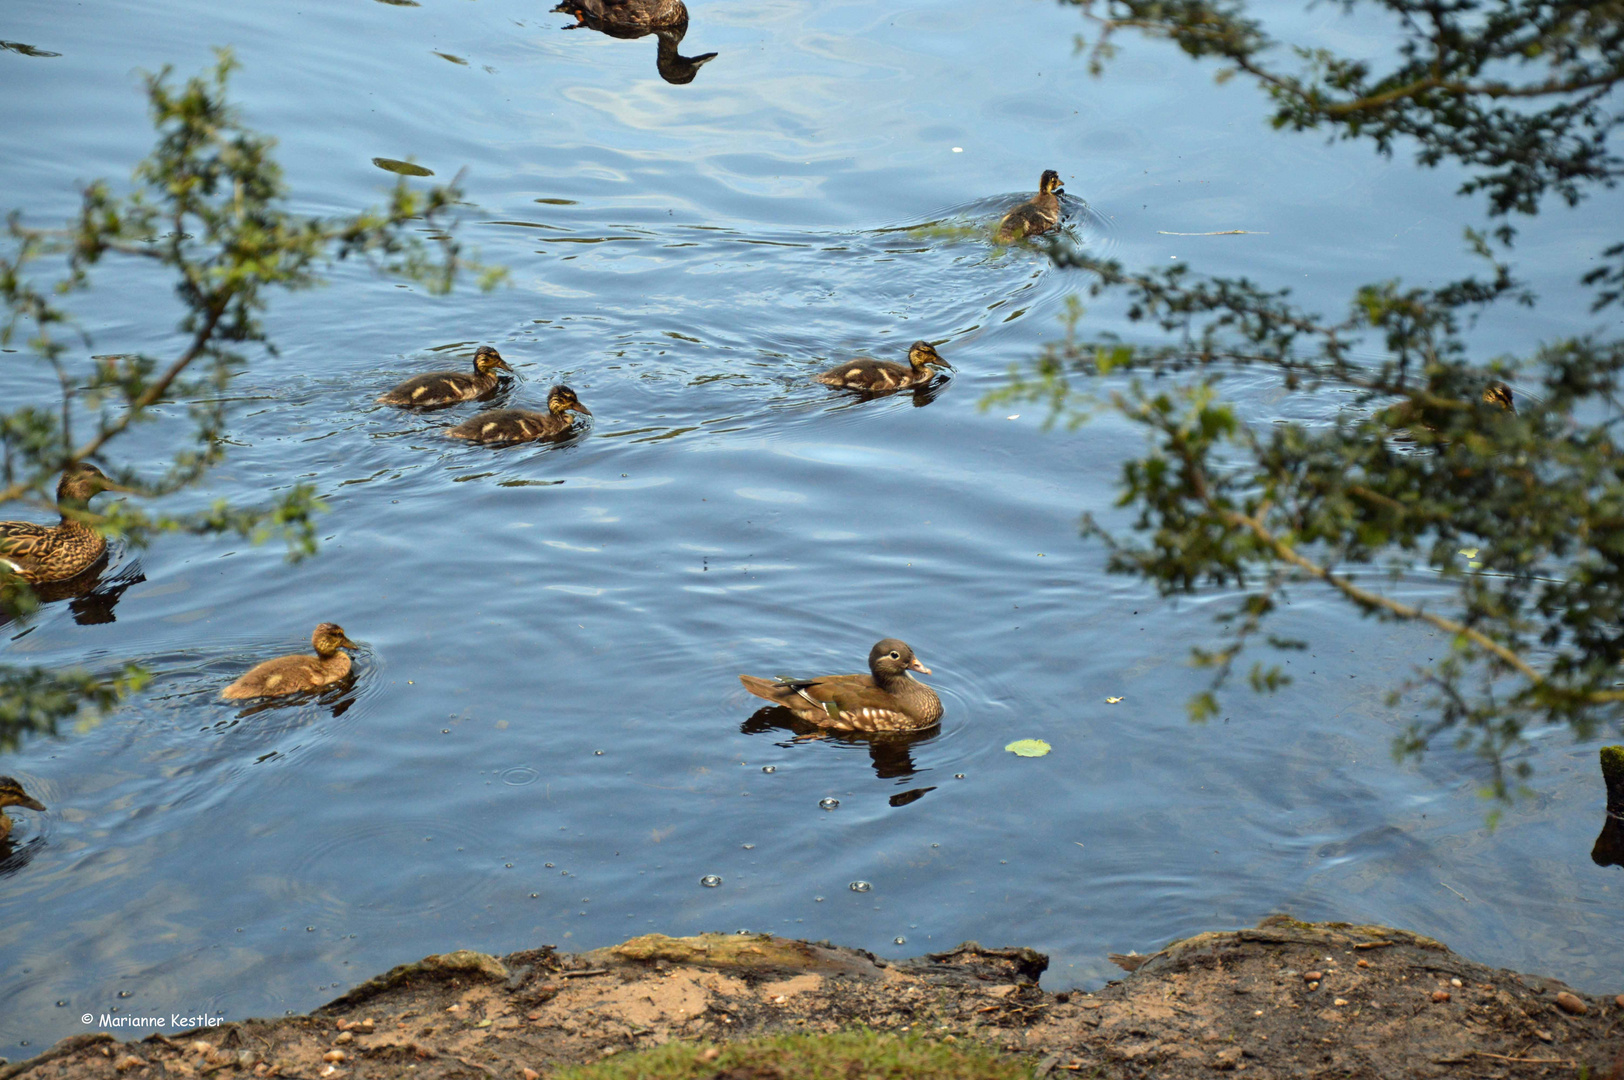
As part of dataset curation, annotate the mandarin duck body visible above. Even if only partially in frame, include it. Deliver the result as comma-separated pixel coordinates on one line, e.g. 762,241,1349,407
378,346,513,408
445,385,592,445
0,463,137,584
738,638,943,732
554,0,689,33
816,341,952,393
221,623,359,700
996,169,1065,242
0,776,47,845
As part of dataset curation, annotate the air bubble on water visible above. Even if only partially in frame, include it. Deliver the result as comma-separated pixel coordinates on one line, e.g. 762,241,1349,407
814,896,824,902
545,862,555,868
849,881,872,893
700,875,723,888
762,765,776,773
894,937,906,945
954,774,966,779
594,750,604,756
819,797,840,810
742,843,755,849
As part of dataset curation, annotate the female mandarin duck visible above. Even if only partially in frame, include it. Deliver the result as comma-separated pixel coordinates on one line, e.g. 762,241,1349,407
1,463,138,584
221,623,359,700
445,385,592,445
739,639,943,732
816,341,953,393
996,169,1065,242
0,776,47,845
377,346,513,408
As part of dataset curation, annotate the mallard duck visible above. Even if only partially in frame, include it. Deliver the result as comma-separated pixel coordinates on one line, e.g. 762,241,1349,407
815,341,953,393
1,463,138,584
377,346,514,408
221,623,359,700
445,385,592,445
738,638,943,732
0,776,46,845
996,169,1065,242
553,0,717,83
554,0,689,34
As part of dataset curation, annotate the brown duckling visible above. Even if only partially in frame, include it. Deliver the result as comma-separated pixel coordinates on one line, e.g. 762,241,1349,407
1380,380,1516,436
816,341,953,393
445,385,592,445
1,463,138,584
996,169,1065,242
0,776,47,845
739,638,943,732
554,0,689,34
377,346,514,408
221,623,359,701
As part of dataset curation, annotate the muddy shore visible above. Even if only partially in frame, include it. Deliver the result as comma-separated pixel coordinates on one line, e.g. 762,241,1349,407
5,916,1620,1079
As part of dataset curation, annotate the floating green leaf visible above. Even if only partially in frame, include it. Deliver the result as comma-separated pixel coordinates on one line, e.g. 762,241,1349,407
372,157,434,177
1004,739,1051,758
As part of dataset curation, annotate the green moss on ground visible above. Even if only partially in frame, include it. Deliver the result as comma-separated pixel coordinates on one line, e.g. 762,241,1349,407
549,1030,1027,1080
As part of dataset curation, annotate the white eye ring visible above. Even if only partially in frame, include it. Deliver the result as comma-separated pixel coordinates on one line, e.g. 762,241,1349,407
889,651,900,660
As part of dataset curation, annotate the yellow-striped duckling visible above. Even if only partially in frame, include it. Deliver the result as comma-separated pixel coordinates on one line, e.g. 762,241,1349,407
377,346,513,409
445,385,593,445
996,169,1065,242
816,341,953,394
1,463,138,584
739,639,943,732
221,623,359,701
0,776,46,845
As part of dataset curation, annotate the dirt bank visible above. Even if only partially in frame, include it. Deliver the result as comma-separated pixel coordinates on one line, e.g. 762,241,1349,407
4,916,1620,1079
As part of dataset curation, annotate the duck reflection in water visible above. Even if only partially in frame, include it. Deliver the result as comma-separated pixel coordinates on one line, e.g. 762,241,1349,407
1592,745,1624,868
0,555,146,629
741,708,939,805
552,0,717,85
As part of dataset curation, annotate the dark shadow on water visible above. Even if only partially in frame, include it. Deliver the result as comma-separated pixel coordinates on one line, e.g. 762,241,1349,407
552,1,717,85
0,835,44,877
1593,746,1624,868
0,555,145,630
742,705,940,802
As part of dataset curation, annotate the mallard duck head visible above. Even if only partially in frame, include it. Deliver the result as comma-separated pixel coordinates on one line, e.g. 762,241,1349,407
869,638,931,678
908,341,953,373
57,462,138,510
473,346,514,376
0,776,46,813
1483,381,1515,412
1038,169,1064,196
312,622,360,658
547,385,593,417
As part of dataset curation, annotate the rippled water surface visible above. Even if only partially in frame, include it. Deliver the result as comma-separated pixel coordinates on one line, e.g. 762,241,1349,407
3,0,1622,1051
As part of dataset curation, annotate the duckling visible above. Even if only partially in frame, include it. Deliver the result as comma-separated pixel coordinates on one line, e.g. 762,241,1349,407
1,463,138,584
815,341,953,393
554,0,690,34
445,385,592,445
738,639,943,732
996,169,1065,242
1380,380,1517,437
0,776,46,845
221,623,359,701
378,346,514,408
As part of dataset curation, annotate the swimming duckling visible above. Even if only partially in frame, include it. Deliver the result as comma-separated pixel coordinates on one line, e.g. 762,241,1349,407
445,385,593,445
554,0,689,33
378,346,514,409
1,463,138,584
996,169,1065,242
815,341,953,393
0,776,46,845
1380,380,1517,438
221,623,359,701
738,639,943,732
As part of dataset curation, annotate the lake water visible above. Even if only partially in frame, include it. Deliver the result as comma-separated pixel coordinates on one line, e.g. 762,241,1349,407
2,0,1620,1053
